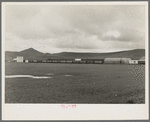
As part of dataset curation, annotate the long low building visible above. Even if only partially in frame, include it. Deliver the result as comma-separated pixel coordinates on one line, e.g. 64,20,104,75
104,58,122,64
20,57,145,65
121,58,132,64
82,59,104,64
104,58,132,64
43,58,105,64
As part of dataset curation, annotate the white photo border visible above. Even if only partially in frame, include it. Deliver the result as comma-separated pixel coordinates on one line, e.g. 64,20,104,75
2,2,149,120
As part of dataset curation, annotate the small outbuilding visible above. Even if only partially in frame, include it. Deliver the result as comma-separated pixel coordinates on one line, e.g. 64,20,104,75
87,61,94,64
42,60,47,63
25,60,29,63
61,60,66,63
94,61,103,64
33,60,38,63
66,60,72,63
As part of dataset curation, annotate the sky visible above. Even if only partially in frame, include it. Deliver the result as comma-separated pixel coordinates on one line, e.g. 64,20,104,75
4,4,146,53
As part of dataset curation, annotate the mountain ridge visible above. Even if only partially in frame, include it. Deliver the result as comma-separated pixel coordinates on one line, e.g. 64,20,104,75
5,48,145,61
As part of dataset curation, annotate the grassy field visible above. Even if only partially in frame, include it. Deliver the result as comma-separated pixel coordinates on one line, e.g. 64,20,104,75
5,63,145,103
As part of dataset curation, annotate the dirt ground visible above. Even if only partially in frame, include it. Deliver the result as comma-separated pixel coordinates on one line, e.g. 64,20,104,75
5,63,145,103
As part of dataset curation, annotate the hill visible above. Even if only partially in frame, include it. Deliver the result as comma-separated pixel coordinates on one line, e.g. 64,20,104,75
45,49,145,60
5,48,44,61
20,48,44,56
5,48,145,61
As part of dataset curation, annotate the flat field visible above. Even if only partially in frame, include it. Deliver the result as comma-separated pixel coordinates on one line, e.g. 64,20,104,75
5,63,145,103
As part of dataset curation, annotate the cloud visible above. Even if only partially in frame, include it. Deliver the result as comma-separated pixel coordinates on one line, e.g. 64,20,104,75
55,31,99,49
4,4,146,53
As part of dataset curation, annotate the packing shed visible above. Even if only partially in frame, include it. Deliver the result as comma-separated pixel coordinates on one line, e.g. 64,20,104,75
121,58,132,64
104,58,121,64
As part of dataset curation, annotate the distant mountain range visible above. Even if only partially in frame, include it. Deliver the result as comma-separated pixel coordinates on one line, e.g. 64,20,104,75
5,48,145,61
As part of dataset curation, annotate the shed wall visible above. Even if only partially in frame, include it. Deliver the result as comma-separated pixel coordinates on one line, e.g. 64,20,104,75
138,60,145,64
94,61,103,64
104,58,121,64
121,58,131,64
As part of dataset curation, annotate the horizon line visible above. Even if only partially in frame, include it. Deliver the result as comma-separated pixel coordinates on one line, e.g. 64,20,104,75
5,48,145,54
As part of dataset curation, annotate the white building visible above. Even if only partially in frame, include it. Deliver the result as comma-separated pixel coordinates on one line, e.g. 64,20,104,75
129,60,138,64
17,56,23,62
75,59,81,61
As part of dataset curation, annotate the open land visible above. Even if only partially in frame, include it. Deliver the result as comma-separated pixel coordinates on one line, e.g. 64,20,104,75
5,63,145,103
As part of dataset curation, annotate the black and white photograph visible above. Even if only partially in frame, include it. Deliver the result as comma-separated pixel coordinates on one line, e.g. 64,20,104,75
2,2,149,120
